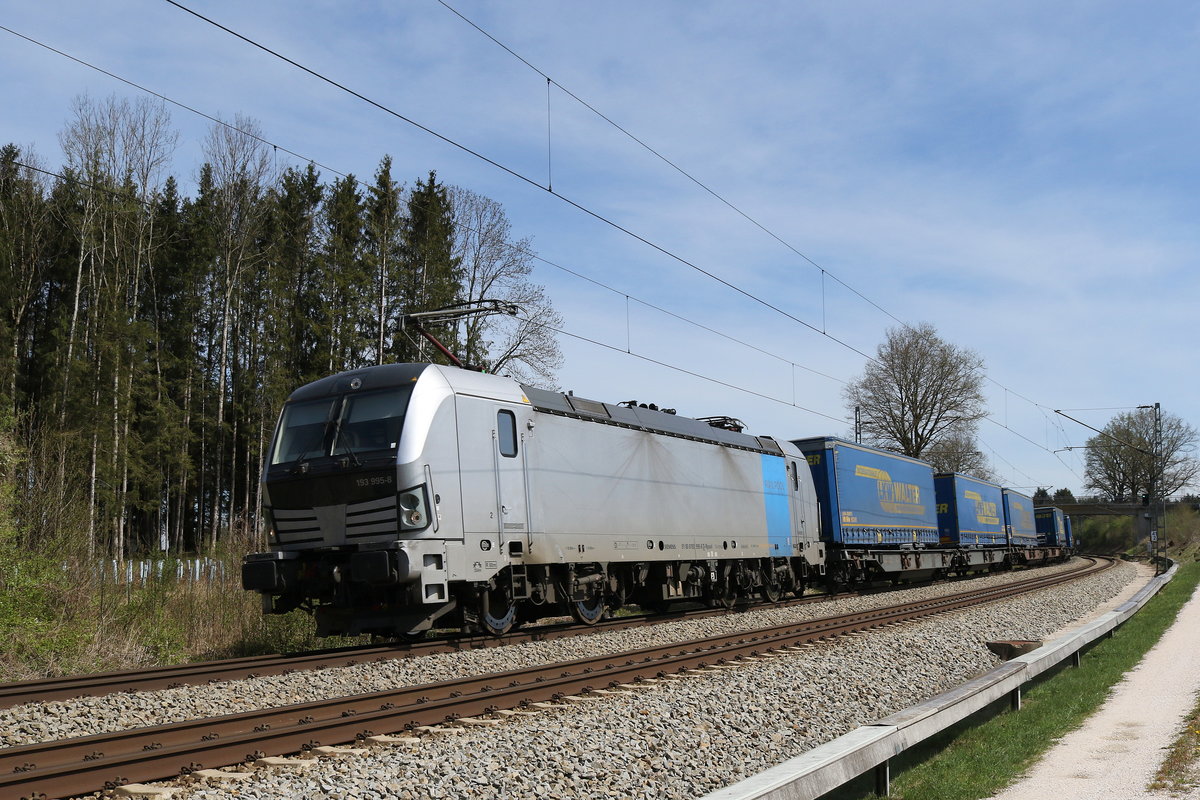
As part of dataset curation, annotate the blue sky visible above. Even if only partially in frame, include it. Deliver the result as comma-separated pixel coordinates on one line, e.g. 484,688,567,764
3,1,1198,496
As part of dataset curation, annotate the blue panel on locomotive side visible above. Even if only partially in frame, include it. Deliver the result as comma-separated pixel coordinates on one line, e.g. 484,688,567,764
792,437,939,546
760,454,792,552
934,473,1006,546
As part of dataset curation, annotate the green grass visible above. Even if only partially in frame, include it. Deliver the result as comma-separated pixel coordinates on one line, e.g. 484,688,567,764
824,560,1200,800
1151,686,1200,792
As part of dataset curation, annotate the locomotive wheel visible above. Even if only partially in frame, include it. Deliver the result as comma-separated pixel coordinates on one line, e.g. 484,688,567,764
480,587,518,635
760,578,783,603
570,593,606,625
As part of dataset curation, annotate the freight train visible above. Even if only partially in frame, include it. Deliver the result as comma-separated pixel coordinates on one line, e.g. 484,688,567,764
241,363,1072,637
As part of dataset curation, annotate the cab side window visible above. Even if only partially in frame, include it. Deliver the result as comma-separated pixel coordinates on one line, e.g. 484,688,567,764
498,410,518,457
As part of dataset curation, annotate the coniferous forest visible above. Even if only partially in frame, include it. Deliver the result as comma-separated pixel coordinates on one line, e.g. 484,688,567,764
0,95,563,561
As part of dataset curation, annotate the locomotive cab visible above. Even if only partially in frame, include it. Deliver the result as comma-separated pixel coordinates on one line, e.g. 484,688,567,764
243,363,480,636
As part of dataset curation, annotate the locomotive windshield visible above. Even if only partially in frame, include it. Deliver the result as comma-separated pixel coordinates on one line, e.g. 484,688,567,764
270,386,413,467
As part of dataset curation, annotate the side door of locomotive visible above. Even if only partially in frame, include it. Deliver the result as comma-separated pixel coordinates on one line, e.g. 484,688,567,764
455,394,529,548
787,457,814,551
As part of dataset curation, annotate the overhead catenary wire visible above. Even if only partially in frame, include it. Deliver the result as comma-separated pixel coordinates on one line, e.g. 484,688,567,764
0,24,845,398
430,0,1102,474
435,0,906,330
161,0,877,363
2,159,1061,486
5,13,1092,486
160,0,1088,463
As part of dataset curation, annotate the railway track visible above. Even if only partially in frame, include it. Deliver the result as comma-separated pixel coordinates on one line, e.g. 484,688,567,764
0,566,1002,710
0,602,776,710
1,556,1111,800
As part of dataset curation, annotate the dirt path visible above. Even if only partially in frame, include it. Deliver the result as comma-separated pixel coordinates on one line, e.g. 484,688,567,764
987,563,1200,800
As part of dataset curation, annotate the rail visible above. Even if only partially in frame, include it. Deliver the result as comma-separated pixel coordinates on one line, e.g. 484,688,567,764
700,557,1176,800
1,559,1107,800
0,567,1033,709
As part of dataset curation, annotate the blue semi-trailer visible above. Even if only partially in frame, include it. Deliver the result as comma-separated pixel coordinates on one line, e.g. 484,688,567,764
788,437,1005,582
934,473,1006,546
791,437,1070,581
1035,506,1073,548
1002,489,1039,547
792,437,939,547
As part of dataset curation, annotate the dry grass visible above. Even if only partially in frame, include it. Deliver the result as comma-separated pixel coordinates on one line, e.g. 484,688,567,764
0,543,362,682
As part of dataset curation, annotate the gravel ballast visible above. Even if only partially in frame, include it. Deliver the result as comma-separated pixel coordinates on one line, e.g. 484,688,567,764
2,559,1139,799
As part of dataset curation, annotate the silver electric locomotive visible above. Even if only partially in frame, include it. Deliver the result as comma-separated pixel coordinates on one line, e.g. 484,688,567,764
242,363,826,636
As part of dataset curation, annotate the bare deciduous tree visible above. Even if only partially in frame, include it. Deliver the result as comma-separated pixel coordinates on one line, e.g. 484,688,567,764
202,115,272,551
921,424,995,481
450,187,562,386
846,322,986,460
57,94,178,559
1084,409,1199,501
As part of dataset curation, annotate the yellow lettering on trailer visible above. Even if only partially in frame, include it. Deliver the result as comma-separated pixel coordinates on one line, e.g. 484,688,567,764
856,464,925,515
974,500,1000,526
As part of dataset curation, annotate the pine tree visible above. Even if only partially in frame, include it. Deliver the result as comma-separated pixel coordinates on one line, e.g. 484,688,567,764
364,157,404,365
396,170,461,362
1,100,559,559
321,173,367,373
268,163,323,385
0,146,51,414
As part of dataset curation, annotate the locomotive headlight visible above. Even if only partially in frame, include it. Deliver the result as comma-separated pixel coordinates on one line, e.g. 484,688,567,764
263,509,277,543
398,486,431,531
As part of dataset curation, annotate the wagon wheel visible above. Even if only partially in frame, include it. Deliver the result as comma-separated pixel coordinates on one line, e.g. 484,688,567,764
479,585,518,636
829,562,854,589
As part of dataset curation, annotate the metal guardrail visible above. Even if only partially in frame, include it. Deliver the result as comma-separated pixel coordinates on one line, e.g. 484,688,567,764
701,560,1179,800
